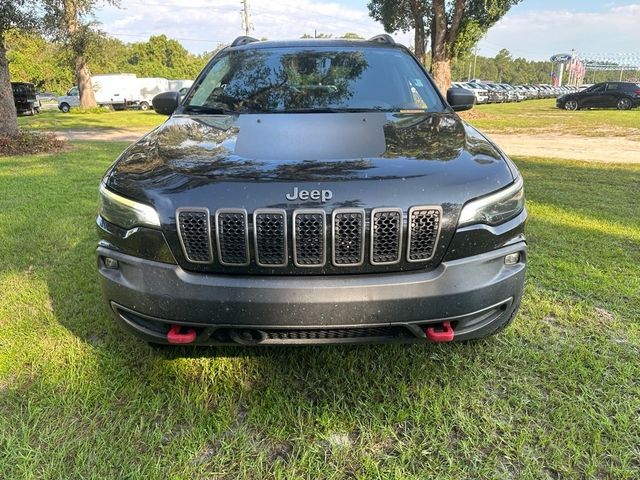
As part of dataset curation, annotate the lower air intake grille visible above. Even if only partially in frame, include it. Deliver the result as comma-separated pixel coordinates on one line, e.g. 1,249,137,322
333,210,364,266
371,209,402,264
264,326,407,341
177,209,212,263
408,207,441,261
216,210,249,266
294,210,326,266
254,210,287,266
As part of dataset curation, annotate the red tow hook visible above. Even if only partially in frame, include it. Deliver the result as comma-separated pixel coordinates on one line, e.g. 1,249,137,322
167,325,197,344
425,321,455,342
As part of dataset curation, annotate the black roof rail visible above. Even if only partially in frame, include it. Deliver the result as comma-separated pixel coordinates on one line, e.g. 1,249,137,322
367,34,395,45
231,36,259,47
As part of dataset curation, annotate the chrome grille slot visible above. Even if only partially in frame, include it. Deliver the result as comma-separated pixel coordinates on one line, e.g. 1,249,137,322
407,206,441,262
293,210,326,267
176,208,212,263
216,209,249,266
332,209,365,266
254,209,287,267
371,208,402,265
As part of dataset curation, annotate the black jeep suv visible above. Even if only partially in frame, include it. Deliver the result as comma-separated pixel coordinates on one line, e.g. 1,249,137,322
97,35,527,346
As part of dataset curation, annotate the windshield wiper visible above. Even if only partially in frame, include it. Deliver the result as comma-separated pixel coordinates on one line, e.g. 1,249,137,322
182,105,238,115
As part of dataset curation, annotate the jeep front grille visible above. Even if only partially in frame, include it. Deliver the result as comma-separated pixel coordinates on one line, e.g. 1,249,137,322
332,209,365,266
216,209,249,266
293,210,326,267
254,209,287,267
176,206,441,269
371,208,402,265
407,207,441,262
177,208,212,263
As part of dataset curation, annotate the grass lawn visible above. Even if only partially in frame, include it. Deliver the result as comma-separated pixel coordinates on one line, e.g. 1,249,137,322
0,141,638,479
461,99,640,139
17,109,165,132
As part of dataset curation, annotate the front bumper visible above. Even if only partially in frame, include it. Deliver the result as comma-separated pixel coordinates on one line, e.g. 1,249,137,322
98,239,527,345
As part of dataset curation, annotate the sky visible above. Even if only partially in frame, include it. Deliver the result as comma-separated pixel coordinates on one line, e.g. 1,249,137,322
96,1,640,61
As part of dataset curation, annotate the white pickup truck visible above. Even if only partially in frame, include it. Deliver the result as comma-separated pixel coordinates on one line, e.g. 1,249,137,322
58,74,184,112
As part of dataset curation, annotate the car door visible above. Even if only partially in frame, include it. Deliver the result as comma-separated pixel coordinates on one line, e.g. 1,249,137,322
601,83,621,108
580,84,605,108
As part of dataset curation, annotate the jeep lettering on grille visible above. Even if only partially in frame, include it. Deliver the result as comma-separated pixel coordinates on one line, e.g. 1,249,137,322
286,187,333,203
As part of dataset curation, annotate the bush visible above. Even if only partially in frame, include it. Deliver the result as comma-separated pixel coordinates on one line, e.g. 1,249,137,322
0,130,66,156
68,106,113,114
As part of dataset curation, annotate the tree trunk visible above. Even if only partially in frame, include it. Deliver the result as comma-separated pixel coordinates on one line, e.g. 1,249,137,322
431,57,452,95
430,0,453,94
64,0,97,109
75,55,96,108
0,36,19,137
413,10,426,66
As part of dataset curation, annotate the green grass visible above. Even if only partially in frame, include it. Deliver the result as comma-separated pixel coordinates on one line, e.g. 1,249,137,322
17,109,165,132
1,142,638,479
462,99,640,139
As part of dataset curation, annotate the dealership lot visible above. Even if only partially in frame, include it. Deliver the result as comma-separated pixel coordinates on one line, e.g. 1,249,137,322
1,100,639,478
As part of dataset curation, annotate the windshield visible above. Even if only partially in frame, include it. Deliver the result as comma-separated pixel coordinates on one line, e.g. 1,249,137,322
184,46,444,113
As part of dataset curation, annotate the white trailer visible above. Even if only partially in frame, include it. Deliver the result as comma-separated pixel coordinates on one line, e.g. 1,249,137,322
136,77,170,110
168,79,194,92
57,74,180,112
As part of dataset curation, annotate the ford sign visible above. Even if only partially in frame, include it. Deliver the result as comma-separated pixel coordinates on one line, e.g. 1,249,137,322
550,53,573,63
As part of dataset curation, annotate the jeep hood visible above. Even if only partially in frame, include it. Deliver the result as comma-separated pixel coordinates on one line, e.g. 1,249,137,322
105,112,514,216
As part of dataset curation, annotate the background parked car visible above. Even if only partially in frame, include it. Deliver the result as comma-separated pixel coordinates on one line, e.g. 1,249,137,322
452,82,488,104
557,82,640,110
11,82,40,115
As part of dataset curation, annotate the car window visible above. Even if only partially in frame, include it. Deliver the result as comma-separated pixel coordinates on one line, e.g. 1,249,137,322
605,83,619,91
586,84,604,93
185,46,444,113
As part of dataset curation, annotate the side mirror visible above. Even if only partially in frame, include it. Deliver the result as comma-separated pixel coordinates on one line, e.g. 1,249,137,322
152,91,180,115
447,87,476,112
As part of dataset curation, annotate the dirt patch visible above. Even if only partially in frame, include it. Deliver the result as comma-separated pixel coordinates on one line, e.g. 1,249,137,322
52,129,149,143
486,132,640,164
458,109,493,121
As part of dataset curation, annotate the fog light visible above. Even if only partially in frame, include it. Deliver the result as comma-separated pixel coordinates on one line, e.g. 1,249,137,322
504,253,520,265
104,257,119,269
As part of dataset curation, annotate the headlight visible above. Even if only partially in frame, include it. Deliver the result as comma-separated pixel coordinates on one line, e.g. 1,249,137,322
458,177,524,227
98,183,160,229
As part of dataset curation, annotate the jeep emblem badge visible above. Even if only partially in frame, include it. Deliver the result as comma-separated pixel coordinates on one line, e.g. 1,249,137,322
285,187,333,203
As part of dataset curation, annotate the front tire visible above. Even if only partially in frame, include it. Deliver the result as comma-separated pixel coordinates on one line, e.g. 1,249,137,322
139,101,150,111
564,99,579,111
60,103,70,113
617,98,632,110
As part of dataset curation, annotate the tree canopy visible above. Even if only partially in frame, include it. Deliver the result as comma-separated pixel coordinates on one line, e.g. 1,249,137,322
368,0,522,92
5,31,215,93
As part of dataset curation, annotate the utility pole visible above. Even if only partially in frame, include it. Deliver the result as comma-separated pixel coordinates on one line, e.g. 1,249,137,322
471,44,479,80
241,0,251,36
